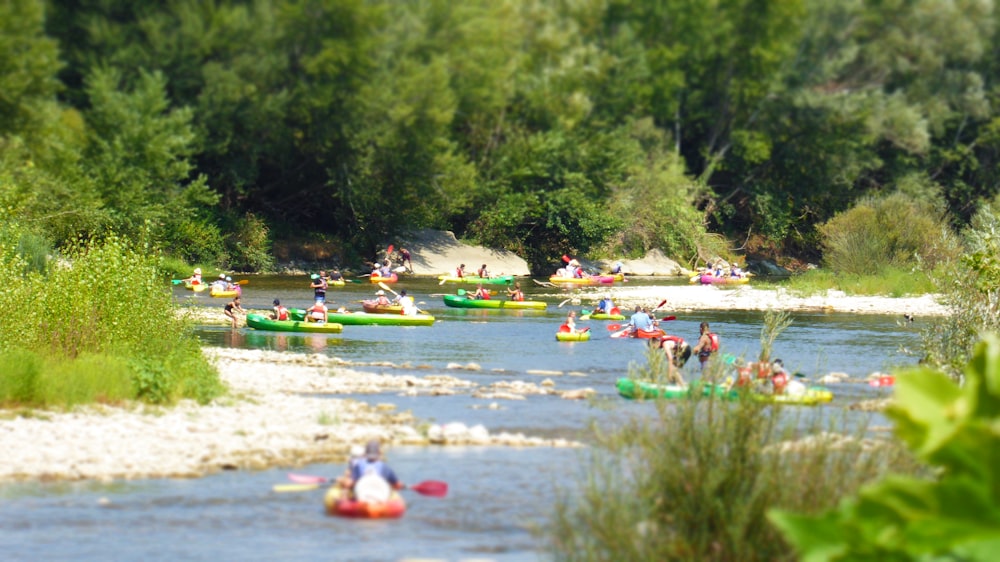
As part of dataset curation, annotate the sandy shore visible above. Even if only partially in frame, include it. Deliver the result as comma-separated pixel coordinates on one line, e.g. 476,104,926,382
0,348,583,483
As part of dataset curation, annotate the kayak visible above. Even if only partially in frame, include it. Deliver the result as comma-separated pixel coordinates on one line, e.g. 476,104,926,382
616,378,833,405
183,281,208,292
209,287,241,298
443,295,547,310
323,486,406,519
549,275,616,285
361,301,404,314
616,378,732,400
370,272,398,283
585,312,626,321
246,313,343,333
691,274,750,285
556,330,591,342
328,278,346,287
610,327,667,339
436,275,515,285
290,308,435,326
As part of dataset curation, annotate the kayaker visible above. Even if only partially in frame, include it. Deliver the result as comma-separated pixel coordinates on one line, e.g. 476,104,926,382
456,264,466,278
329,269,343,282
473,284,490,300
477,264,490,278
564,310,579,333
400,248,412,272
610,261,624,274
691,322,720,372
769,359,806,396
349,440,403,503
310,273,328,303
379,259,393,277
225,276,238,292
211,273,227,290
306,299,328,323
185,267,203,285
568,259,584,278
270,299,289,321
394,289,418,315
223,295,244,328
506,282,525,301
628,305,653,336
596,294,616,315
374,289,391,306
334,444,366,491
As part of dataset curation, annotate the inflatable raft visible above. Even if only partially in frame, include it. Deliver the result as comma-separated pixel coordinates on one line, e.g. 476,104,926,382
246,313,343,333
209,287,241,298
443,295,547,310
183,280,208,292
370,272,398,283
610,327,667,339
556,330,591,342
323,487,406,519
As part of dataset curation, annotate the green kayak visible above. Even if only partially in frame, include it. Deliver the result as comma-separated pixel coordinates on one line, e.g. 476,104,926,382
442,294,547,310
289,308,435,326
616,378,732,400
246,313,343,333
437,275,515,285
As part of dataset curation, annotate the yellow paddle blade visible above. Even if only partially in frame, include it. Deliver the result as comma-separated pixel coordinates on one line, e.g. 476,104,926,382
272,483,321,493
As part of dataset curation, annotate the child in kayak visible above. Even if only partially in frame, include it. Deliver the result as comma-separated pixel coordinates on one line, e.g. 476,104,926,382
506,282,525,301
270,299,289,321
474,284,490,299
306,299,328,322
349,440,403,503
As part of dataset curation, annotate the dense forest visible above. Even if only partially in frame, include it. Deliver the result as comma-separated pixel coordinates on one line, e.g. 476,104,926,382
2,0,998,272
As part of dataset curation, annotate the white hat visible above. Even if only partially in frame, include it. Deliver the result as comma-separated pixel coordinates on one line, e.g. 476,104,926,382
350,444,364,457
377,290,385,295
569,259,580,266
194,268,202,274
219,273,226,279
225,276,232,282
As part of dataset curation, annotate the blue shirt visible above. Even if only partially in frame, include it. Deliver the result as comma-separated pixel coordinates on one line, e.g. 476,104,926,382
630,311,652,331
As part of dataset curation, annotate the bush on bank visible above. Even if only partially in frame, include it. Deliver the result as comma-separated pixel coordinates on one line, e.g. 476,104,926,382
545,347,922,561
0,225,222,406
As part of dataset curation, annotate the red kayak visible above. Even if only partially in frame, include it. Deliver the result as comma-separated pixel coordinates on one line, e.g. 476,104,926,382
611,327,667,339
323,486,406,519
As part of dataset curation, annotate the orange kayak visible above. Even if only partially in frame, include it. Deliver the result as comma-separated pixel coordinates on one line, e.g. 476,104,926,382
323,487,406,519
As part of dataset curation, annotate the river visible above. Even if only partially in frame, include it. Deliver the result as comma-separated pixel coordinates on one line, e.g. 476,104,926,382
0,276,916,561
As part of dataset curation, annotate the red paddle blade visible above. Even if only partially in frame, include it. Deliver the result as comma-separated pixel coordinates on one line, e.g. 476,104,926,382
562,254,570,263
653,299,667,310
387,244,394,255
661,315,677,321
410,480,448,497
581,327,590,333
288,473,328,484
607,323,622,331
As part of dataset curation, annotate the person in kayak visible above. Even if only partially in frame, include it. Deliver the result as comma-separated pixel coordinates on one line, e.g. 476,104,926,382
223,295,244,328
310,273,327,303
626,305,653,336
211,273,227,290
691,322,720,372
269,299,289,321
473,284,491,300
329,269,343,282
768,359,806,396
334,444,366,491
349,440,403,503
393,289,418,315
455,264,467,278
373,289,391,306
477,264,490,278
185,267,203,285
506,282,525,301
306,299,328,323
596,294,617,315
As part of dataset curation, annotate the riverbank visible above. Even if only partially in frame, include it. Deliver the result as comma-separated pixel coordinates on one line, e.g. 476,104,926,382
0,348,580,483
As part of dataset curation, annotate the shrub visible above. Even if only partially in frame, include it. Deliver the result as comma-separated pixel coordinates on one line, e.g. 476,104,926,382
817,192,958,275
770,335,1000,560
223,212,275,272
546,348,921,561
0,226,223,406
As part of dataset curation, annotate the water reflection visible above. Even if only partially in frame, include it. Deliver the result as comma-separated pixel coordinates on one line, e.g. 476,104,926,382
242,330,343,352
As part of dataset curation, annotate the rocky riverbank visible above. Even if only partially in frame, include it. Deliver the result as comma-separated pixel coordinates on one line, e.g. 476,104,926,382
0,348,581,483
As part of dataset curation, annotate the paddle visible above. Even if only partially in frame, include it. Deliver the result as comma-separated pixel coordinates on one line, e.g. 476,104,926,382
170,279,185,285
661,315,677,321
558,298,573,307
276,478,448,498
607,323,622,331
378,281,424,314
387,244,394,257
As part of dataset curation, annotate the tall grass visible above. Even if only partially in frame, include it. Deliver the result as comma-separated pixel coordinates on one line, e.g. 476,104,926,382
762,266,937,297
546,346,922,561
546,395,921,561
0,226,223,406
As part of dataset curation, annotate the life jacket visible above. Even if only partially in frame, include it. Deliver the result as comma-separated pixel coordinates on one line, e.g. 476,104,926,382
309,303,327,319
275,305,289,321
456,267,464,277
477,290,490,300
708,333,720,352
512,291,524,302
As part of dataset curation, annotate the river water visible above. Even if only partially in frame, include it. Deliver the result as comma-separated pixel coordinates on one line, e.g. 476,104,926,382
0,276,917,561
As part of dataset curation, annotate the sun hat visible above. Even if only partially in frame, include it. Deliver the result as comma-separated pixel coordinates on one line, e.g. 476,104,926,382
226,276,232,282
219,273,226,279
194,268,202,274
377,290,385,295
365,439,381,460
350,444,364,458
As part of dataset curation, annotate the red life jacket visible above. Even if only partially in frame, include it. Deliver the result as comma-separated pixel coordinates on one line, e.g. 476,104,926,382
276,306,289,321
772,372,788,393
708,333,720,352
